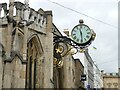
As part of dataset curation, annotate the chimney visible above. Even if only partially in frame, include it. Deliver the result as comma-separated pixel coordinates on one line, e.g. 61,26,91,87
63,29,69,36
101,70,104,75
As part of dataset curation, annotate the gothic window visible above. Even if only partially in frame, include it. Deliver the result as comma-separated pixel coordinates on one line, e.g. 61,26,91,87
25,34,43,89
26,38,39,89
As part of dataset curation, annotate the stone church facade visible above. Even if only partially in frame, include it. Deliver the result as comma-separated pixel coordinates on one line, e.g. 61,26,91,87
0,0,85,89
0,0,53,89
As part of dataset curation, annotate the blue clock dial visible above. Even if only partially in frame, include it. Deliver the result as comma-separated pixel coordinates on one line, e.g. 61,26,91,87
71,24,92,44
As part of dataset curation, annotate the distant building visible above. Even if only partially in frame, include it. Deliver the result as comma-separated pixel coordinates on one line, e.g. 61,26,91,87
103,73,120,89
84,49,94,89
68,36,102,89
93,64,103,89
74,59,85,89
83,49,103,89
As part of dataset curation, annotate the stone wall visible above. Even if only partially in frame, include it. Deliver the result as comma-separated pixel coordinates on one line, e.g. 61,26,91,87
75,59,84,88
0,1,53,89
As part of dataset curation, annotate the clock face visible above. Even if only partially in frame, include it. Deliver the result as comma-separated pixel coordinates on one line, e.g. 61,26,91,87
71,24,92,45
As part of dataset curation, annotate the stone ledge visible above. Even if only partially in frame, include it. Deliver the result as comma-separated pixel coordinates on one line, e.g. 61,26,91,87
4,51,27,64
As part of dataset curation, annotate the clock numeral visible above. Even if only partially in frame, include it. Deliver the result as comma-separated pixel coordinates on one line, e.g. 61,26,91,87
86,35,90,38
86,29,89,31
87,32,91,34
81,39,83,43
84,38,86,41
73,36,76,39
77,38,79,42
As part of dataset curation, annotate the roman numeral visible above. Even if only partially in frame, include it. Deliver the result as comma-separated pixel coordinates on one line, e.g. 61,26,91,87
73,36,76,39
86,35,90,38
84,38,86,41
77,38,79,42
87,32,91,34
81,39,83,43
72,33,76,35
72,30,76,33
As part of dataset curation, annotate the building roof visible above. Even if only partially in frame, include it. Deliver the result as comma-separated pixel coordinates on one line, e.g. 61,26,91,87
74,58,84,68
103,73,120,78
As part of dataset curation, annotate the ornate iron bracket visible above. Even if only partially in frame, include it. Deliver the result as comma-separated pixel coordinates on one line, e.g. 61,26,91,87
53,20,96,68
53,34,89,68
54,35,90,51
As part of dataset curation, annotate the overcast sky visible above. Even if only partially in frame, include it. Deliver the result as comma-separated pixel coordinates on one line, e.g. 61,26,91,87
1,0,119,73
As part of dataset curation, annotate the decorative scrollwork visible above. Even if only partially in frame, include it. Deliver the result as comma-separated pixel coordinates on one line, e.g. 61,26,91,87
53,35,90,52
54,42,68,57
53,58,63,68
53,35,88,66
54,42,68,68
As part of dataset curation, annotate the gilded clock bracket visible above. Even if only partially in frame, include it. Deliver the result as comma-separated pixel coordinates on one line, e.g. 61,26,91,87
53,19,96,68
53,36,95,68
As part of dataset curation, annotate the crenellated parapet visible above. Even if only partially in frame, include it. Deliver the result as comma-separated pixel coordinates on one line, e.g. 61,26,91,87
0,1,51,34
0,0,53,88
0,3,8,17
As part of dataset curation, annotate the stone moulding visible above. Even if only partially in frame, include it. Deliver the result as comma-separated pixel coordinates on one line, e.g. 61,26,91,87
4,51,27,64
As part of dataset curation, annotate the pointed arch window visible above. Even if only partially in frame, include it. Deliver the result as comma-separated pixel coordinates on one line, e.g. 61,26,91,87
26,39,38,89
